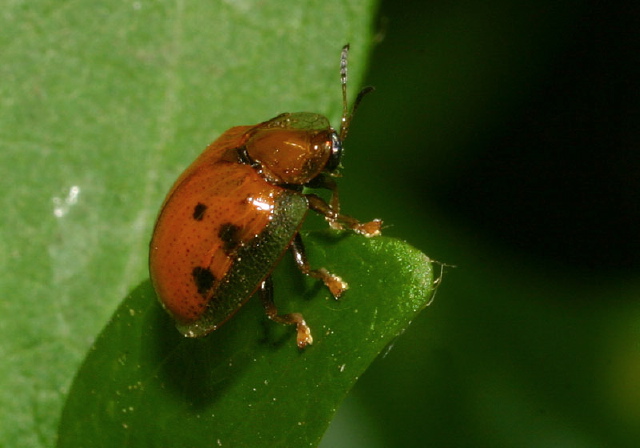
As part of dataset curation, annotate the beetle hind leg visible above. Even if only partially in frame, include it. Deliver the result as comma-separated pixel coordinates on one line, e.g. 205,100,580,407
291,233,348,298
259,276,313,349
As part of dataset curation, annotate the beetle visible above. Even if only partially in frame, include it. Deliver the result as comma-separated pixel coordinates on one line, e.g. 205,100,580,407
149,44,381,348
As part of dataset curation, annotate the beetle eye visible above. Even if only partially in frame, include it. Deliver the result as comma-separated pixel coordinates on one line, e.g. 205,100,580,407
324,131,343,173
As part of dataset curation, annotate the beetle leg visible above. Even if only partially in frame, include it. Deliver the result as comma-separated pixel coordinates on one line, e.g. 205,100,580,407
259,276,313,349
306,174,342,216
306,193,382,237
291,233,349,299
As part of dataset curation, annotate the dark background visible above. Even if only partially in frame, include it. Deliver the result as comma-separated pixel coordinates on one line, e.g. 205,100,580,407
324,0,640,446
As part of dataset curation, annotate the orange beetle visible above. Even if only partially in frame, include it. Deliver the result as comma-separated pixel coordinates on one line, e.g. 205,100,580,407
149,45,381,348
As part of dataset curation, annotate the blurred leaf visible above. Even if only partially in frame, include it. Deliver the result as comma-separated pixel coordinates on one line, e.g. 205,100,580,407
0,1,378,446
57,232,436,447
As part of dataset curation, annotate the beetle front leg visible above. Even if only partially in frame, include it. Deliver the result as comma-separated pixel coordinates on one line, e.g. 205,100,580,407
259,276,313,349
306,193,382,237
306,174,342,216
291,233,348,299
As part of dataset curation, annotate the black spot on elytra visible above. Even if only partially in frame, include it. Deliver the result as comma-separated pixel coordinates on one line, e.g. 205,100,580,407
192,203,207,221
218,222,242,254
192,266,216,296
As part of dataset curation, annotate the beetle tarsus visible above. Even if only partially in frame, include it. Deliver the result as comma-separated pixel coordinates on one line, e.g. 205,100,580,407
318,268,349,298
353,218,383,237
295,318,313,348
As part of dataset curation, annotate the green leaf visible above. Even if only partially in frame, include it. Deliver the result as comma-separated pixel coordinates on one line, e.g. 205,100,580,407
1,1,378,446
57,232,436,447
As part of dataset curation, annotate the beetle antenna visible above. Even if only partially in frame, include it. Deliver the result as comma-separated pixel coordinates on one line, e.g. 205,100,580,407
339,44,350,139
339,44,374,141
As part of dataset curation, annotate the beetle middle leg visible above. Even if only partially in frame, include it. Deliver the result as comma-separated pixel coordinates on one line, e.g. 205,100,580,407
291,233,348,298
259,276,312,349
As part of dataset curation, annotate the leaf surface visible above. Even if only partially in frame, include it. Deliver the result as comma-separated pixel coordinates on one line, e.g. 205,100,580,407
57,232,436,447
